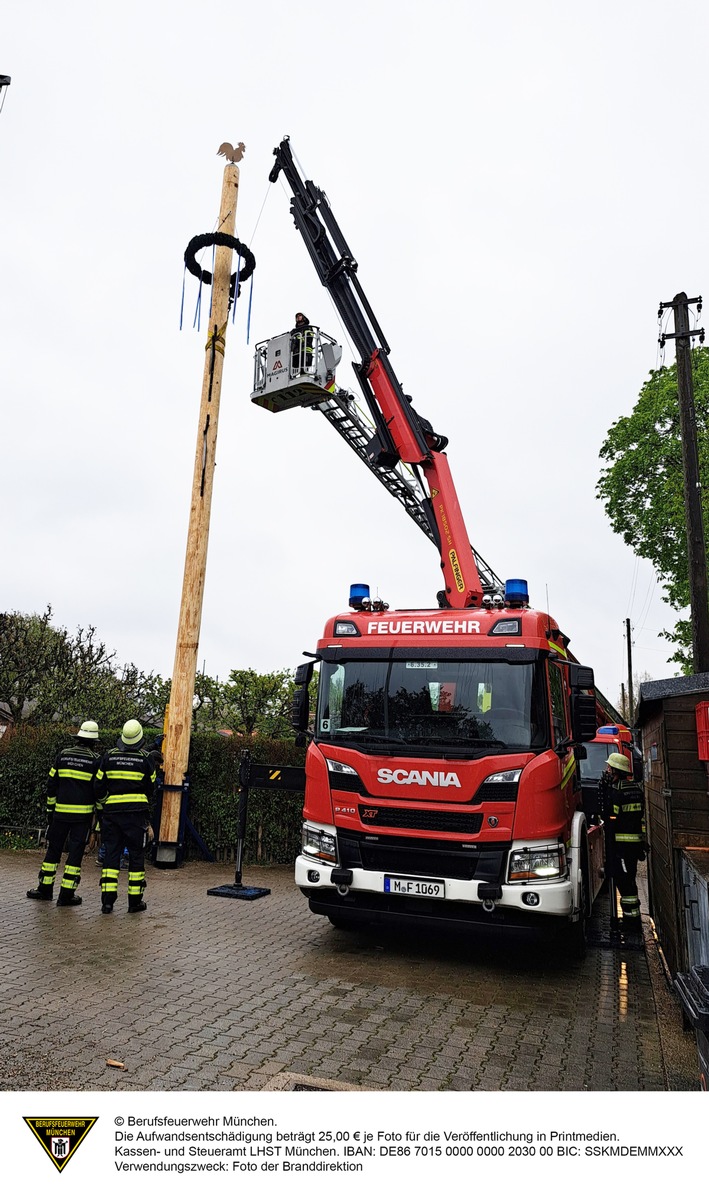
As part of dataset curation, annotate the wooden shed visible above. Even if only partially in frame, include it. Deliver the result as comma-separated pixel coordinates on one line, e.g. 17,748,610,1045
637,673,709,977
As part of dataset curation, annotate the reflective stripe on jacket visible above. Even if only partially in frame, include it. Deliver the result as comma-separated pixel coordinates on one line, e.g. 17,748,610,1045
290,326,314,368
610,778,646,844
94,747,156,813
47,744,101,819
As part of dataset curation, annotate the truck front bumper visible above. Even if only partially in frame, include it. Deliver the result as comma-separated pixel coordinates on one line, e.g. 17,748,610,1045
295,854,573,926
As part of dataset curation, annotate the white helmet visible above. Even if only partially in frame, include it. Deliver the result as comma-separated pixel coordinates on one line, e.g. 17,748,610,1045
77,720,99,740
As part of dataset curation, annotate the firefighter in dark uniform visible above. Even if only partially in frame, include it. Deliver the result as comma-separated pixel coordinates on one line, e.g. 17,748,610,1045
290,311,314,373
599,751,646,928
94,719,156,914
27,720,101,906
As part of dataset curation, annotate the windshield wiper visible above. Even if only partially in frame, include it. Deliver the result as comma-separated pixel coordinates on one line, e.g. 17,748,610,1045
415,735,475,746
330,730,410,745
393,735,510,750
464,737,508,748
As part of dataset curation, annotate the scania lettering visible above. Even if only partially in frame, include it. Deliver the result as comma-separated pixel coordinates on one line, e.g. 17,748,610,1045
254,139,620,955
377,769,461,788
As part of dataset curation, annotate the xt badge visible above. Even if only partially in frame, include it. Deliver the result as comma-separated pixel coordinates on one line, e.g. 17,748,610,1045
23,1116,98,1172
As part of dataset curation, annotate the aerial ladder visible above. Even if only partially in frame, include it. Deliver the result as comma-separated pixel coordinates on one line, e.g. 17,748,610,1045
251,137,505,606
246,140,625,950
252,139,625,723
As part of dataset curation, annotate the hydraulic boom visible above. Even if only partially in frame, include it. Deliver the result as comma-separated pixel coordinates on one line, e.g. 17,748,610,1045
267,137,486,608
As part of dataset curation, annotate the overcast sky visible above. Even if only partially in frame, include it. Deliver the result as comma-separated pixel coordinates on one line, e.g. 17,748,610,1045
2,0,706,706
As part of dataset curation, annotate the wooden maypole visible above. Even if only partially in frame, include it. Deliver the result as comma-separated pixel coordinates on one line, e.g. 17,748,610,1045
156,147,243,865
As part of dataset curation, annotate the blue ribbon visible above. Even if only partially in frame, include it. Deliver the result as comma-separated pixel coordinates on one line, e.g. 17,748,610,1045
179,264,186,330
232,254,242,325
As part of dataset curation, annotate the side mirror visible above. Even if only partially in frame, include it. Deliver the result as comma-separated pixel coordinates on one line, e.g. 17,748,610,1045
568,663,594,690
567,663,597,742
291,662,314,735
571,693,598,743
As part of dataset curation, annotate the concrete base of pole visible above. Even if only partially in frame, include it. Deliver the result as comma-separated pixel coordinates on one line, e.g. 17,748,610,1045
154,843,180,868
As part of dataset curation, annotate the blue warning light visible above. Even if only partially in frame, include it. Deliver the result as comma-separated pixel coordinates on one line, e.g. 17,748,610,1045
504,578,529,608
349,583,370,610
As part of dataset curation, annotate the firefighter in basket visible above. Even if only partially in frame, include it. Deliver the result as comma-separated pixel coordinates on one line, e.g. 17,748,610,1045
290,312,314,374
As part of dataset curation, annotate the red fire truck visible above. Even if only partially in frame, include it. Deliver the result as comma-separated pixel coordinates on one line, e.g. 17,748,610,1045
252,139,605,954
580,722,642,819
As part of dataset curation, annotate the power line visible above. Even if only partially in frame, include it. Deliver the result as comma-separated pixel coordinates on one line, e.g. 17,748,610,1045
635,570,657,633
626,555,640,619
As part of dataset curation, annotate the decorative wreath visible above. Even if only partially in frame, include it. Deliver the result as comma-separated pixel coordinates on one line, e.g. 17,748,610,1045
184,233,256,300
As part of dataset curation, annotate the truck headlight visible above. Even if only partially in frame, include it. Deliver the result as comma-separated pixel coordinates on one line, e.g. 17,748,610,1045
325,758,358,775
302,825,338,863
325,757,363,793
483,768,522,785
508,843,567,882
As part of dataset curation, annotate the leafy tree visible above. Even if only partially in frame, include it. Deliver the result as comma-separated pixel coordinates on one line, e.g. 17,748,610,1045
0,608,305,740
616,670,653,722
597,347,709,666
0,608,65,724
0,607,115,725
661,618,693,673
73,663,170,728
116,666,171,727
0,606,167,727
191,671,224,731
218,668,296,738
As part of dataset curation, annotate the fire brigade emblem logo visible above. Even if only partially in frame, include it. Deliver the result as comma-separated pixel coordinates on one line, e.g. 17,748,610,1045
23,1117,98,1172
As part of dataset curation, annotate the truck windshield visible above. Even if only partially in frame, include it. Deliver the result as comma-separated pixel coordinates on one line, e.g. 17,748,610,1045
316,658,547,754
580,741,613,782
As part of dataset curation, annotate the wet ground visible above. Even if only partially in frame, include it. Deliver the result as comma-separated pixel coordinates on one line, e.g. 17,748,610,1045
0,850,699,1092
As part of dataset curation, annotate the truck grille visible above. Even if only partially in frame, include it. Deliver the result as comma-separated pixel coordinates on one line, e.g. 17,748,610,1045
358,805,483,835
338,833,507,882
330,778,519,803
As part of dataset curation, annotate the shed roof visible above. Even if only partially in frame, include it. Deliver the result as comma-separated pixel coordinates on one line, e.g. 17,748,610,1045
637,672,709,723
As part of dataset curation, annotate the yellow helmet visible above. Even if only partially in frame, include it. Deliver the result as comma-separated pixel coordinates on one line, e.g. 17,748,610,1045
121,719,144,746
77,720,99,740
606,752,632,773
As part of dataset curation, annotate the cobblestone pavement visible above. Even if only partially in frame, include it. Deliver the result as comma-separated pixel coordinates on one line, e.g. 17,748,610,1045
0,850,699,1092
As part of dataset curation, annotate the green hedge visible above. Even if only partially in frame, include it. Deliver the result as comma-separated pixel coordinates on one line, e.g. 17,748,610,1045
0,727,305,865
185,734,305,864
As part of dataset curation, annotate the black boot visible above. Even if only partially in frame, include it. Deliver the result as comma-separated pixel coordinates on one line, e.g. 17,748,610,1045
57,888,82,907
27,883,53,901
128,900,147,913
101,901,114,914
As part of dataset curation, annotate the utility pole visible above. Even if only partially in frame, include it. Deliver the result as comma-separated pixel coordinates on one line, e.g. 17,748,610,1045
625,618,634,724
659,294,709,674
620,681,627,723
156,153,242,865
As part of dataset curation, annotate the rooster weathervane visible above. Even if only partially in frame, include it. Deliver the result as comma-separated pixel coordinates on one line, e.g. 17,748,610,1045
217,141,246,163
